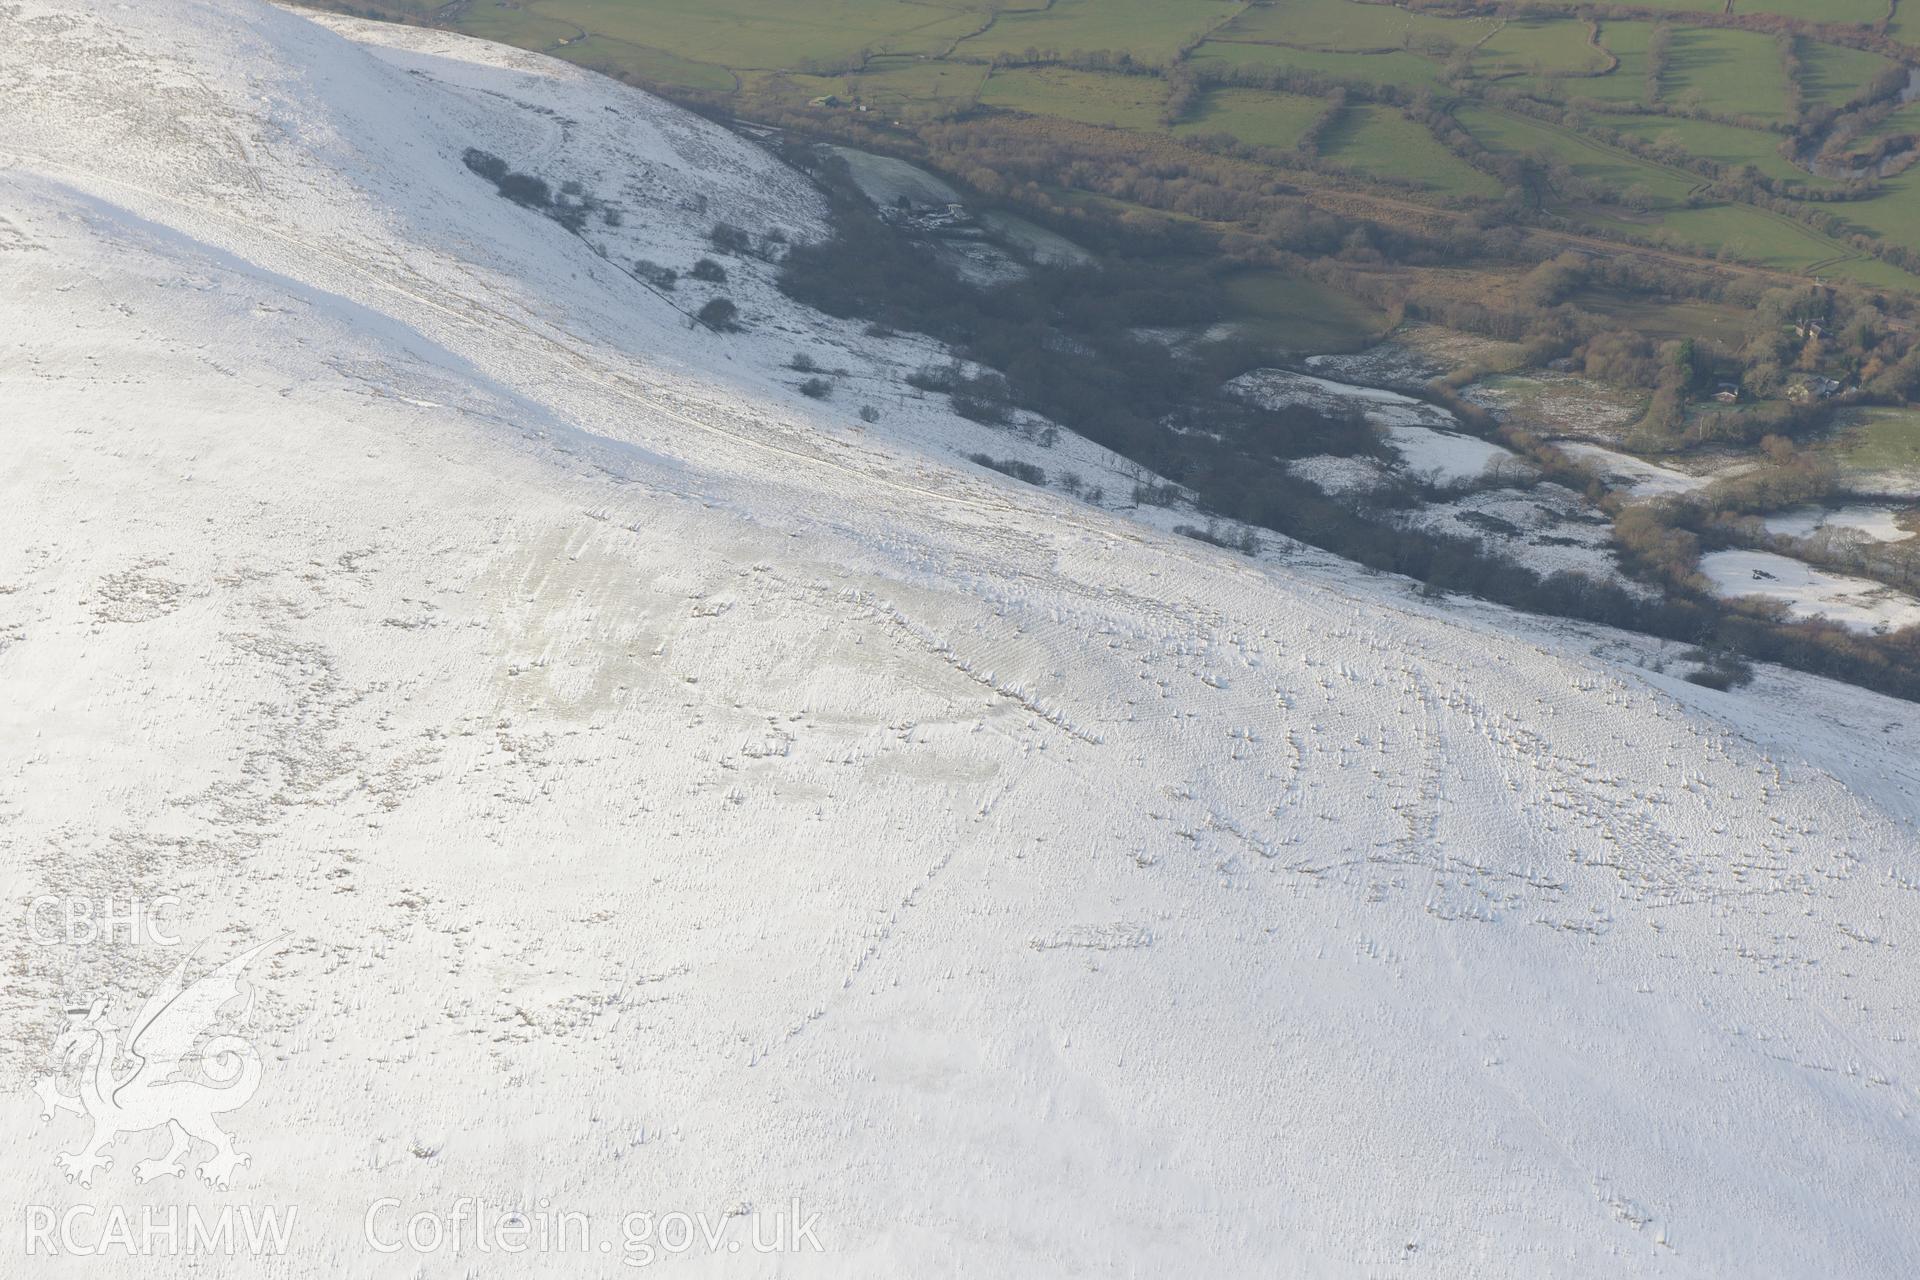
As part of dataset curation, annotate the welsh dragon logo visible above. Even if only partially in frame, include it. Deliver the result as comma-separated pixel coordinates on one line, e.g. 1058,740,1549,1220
32,938,282,1190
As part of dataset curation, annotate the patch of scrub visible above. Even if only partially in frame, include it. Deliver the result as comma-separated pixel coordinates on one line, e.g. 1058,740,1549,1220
1763,505,1916,544
1394,324,1528,373
1701,550,1920,634
1288,453,1396,495
936,237,1026,288
1404,483,1649,595
1304,343,1446,394
1467,373,1644,440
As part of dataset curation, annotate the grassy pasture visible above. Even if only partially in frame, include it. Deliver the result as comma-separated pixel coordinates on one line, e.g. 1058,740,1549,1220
552,34,737,91
1859,100,1920,145
1824,255,1920,292
979,67,1168,129
1568,292,1749,344
1216,0,1492,53
1557,21,1655,108
1591,114,1814,185
448,5,584,53
1652,203,1867,275
1823,172,1920,269
473,0,980,70
1837,407,1920,475
1222,270,1387,353
1172,87,1325,151
1189,40,1446,91
1321,106,1503,197
1611,0,1736,11
1659,28,1796,123
850,59,991,110
1473,17,1612,80
1797,40,1897,110
1457,105,1697,203
350,0,1920,298
1740,0,1889,22
954,0,1242,63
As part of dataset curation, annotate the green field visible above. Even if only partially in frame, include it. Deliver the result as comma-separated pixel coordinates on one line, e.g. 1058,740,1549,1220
552,33,737,91
1743,0,1890,21
1322,106,1502,197
1560,21,1655,108
1825,173,1920,276
1473,16,1612,80
1172,86,1325,150
1216,0,1492,53
525,0,984,66
311,0,1920,296
1222,270,1387,352
1860,99,1920,145
1839,407,1920,474
1593,114,1815,185
1189,40,1447,90
1653,203,1875,277
1569,293,1749,344
1614,0,1740,12
448,5,586,52
980,67,1168,128
1457,105,1698,204
1455,103,1920,284
1798,41,1897,110
1659,28,1797,123
955,0,1242,62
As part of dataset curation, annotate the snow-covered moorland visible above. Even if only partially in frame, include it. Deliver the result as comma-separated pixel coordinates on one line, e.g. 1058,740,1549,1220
3,2,1920,1275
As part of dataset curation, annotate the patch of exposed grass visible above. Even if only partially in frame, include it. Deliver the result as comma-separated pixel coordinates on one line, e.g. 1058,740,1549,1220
1222,270,1387,353
980,66,1167,129
1321,106,1502,197
1216,0,1493,53
1188,41,1447,91
1474,16,1612,80
1797,40,1897,110
1172,86,1325,151
1659,27,1796,124
955,0,1242,63
1838,407,1920,474
1590,114,1814,186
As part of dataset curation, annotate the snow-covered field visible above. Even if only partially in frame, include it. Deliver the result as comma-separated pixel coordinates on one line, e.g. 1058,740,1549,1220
824,145,962,208
1230,370,1526,486
1557,442,1715,499
1763,503,1917,544
1303,342,1445,392
1402,484,1651,595
1700,550,1920,634
5,3,1920,1276
976,210,1095,268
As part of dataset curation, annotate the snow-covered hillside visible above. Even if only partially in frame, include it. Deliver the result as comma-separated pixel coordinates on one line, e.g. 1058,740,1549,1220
3,2,1919,1275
